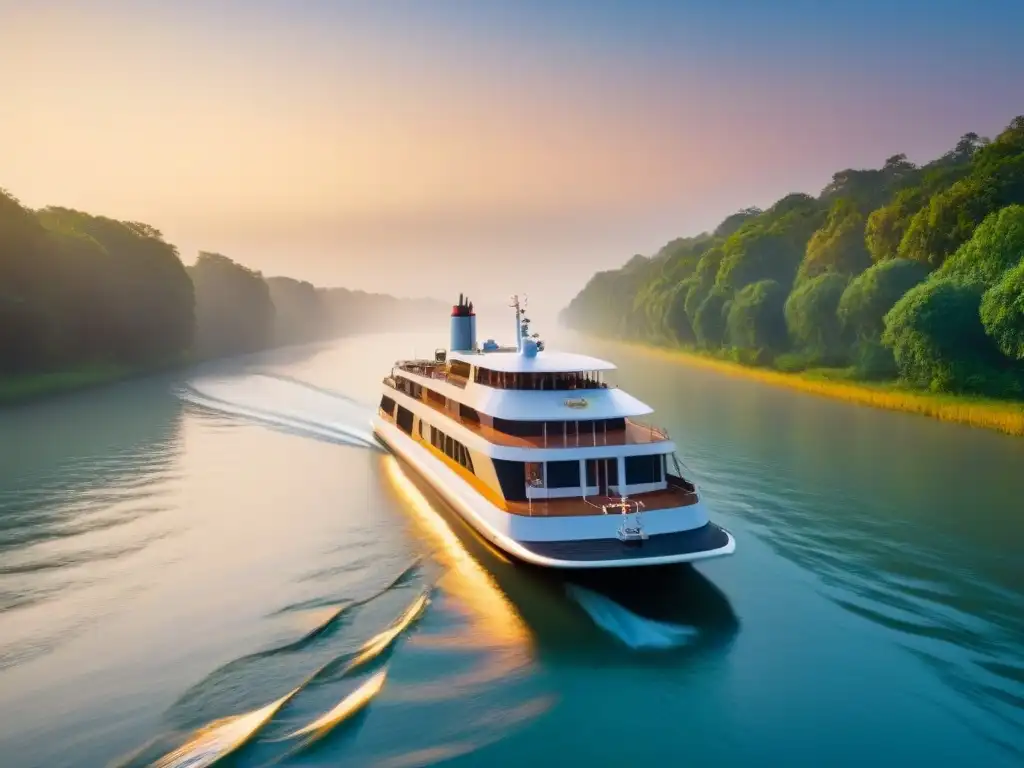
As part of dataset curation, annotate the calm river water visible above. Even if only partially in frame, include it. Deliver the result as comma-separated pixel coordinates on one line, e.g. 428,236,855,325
1,325,1023,767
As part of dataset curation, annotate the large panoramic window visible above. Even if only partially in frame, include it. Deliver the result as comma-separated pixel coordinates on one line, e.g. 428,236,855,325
625,454,663,485
473,368,606,390
491,417,626,437
545,460,581,488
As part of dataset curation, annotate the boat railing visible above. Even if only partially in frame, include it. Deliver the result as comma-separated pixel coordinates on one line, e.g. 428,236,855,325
666,472,699,497
625,419,670,441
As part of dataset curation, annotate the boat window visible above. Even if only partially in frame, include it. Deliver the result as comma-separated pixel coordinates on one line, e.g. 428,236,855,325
448,360,472,380
459,403,480,423
490,418,626,437
472,368,607,390
395,405,414,435
625,454,661,485
379,395,396,417
492,460,527,501
545,460,581,489
445,435,454,458
525,462,544,487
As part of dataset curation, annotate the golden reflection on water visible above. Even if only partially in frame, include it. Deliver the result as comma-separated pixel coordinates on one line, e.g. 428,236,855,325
380,455,530,651
377,455,553,763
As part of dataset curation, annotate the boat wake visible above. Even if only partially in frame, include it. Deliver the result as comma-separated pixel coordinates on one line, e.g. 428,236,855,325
175,373,383,451
565,584,700,650
134,587,431,768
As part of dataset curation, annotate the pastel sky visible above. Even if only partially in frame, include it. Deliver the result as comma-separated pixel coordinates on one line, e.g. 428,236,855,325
3,0,1023,311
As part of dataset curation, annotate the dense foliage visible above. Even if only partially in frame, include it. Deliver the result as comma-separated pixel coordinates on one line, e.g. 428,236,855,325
1,188,444,381
189,252,276,359
725,280,789,362
784,273,849,363
980,261,1024,361
560,116,1024,397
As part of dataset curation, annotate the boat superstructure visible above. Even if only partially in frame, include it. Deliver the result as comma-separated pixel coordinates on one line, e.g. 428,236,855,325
372,294,735,569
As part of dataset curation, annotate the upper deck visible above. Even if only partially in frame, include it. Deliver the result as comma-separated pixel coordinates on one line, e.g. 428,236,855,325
385,372,669,449
390,362,654,423
391,293,656,426
448,348,616,374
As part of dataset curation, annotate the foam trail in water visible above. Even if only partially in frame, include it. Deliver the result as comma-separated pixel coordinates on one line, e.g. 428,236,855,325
176,373,383,451
566,584,699,650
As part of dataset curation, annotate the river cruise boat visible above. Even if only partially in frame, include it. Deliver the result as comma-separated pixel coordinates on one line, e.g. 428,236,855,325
372,294,735,569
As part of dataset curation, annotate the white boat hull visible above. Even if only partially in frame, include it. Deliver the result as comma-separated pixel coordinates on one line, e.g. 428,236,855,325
373,416,735,569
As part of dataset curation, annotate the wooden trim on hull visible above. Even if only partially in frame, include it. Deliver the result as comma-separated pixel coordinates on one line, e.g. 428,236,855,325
374,419,736,569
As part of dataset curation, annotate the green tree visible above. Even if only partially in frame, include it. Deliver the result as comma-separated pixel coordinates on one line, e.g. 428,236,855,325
188,252,274,359
980,261,1024,361
663,281,696,344
725,280,789,357
865,187,926,263
935,204,1024,287
838,258,930,342
881,278,999,392
693,287,731,349
714,208,762,239
37,207,195,364
798,198,872,281
784,273,849,361
896,176,999,268
716,195,822,292
693,245,725,290
266,276,328,345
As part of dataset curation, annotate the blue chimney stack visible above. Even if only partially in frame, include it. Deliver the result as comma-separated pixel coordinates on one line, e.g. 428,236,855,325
450,293,476,352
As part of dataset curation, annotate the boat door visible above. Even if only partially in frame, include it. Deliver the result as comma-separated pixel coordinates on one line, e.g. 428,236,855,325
587,458,611,496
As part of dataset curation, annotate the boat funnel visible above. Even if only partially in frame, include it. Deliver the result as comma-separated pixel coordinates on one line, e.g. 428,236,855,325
450,294,477,352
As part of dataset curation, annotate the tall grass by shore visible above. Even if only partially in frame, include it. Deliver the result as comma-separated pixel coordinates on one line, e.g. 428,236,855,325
596,338,1024,438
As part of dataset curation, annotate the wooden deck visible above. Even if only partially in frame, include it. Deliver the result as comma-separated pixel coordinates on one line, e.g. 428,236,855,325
506,484,698,518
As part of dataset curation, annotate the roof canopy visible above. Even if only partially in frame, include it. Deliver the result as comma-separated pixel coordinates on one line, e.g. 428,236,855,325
471,387,652,420
449,349,616,373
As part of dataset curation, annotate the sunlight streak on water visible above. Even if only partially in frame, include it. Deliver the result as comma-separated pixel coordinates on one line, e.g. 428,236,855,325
380,455,530,651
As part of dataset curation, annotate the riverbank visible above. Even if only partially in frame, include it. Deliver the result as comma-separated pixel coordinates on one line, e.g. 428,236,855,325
0,362,180,407
593,337,1024,438
0,334,347,408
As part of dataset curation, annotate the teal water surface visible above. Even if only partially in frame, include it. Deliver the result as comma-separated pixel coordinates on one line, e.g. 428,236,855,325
1,328,1022,767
